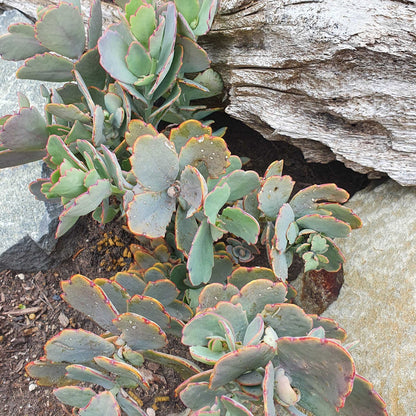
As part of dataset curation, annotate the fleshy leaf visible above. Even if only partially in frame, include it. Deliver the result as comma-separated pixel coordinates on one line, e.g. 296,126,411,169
194,0,219,36
0,107,48,151
262,304,313,337
142,350,201,380
217,170,260,203
175,205,199,255
75,47,107,89
275,203,295,252
337,374,388,416
262,361,276,416
17,52,74,82
98,30,137,84
296,214,351,238
230,279,287,322
176,35,210,73
66,365,116,390
310,315,347,342
88,0,103,49
243,314,264,346
45,329,115,363
127,191,176,238
114,312,168,350
79,391,121,416
130,5,156,47
0,26,48,60
94,279,129,314
142,279,179,307
116,391,147,416
204,183,230,225
61,274,119,334
197,283,239,310
131,133,178,191
187,219,214,286
317,203,362,229
182,311,227,347
179,135,230,178
218,207,260,245
290,184,349,217
180,165,207,215
54,386,96,408
228,267,276,290
26,360,74,387
265,160,284,178
35,4,85,59
170,119,212,154
209,344,275,389
175,0,199,27
258,175,295,219
0,149,46,168
275,337,355,414
126,41,152,77
46,103,90,123
94,356,148,389
128,295,170,329
180,382,227,410
125,119,158,146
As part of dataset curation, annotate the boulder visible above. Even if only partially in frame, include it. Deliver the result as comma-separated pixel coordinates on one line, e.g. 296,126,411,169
200,0,416,185
325,180,416,416
0,10,62,271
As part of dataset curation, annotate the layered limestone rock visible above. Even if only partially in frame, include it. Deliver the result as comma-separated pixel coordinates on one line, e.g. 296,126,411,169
200,0,416,185
325,180,416,416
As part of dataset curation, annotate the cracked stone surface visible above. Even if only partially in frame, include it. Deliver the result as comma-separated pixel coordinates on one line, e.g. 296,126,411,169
325,180,416,416
0,9,62,271
201,0,416,185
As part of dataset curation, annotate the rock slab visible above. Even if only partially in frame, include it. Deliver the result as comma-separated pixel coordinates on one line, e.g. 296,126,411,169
201,0,416,185
325,180,416,416
0,10,62,271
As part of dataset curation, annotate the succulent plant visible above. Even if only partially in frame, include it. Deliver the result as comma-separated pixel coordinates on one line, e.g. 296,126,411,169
125,119,262,286
28,134,134,237
225,237,260,263
256,161,362,280
178,279,388,416
0,0,223,169
97,0,222,126
26,251,198,414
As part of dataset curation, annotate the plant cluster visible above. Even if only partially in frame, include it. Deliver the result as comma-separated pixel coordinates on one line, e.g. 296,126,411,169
0,1,388,415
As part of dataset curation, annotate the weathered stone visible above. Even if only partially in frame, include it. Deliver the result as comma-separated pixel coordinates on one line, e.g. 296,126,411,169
0,10,63,271
325,180,416,416
199,0,416,185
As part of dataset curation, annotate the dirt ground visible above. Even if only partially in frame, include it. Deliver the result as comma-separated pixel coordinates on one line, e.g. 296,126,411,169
0,114,374,415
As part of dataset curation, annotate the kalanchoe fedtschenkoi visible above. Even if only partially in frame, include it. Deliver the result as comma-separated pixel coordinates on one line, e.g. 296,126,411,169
26,250,199,414
178,279,388,416
0,0,223,169
256,161,363,280
97,0,223,126
125,119,264,286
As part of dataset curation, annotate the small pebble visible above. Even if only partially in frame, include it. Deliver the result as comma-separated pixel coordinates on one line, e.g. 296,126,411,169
28,383,37,392
17,273,25,280
146,408,155,416
52,295,60,301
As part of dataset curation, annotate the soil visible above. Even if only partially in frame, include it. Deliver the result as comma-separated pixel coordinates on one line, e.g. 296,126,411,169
0,113,375,415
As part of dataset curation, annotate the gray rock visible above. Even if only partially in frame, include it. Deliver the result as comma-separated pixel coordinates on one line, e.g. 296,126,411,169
0,10,64,271
324,180,416,416
201,0,416,185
